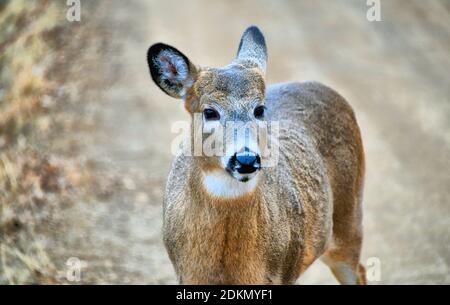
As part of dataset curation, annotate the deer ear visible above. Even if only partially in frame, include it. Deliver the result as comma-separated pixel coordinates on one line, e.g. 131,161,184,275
147,43,197,99
236,26,267,74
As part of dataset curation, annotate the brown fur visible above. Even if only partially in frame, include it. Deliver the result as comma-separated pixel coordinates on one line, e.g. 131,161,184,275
149,27,366,285
163,81,366,284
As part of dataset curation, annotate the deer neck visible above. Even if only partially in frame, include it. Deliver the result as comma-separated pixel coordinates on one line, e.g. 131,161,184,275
200,169,260,200
183,165,267,283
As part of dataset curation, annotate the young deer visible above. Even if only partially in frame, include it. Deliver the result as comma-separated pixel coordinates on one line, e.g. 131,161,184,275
147,26,366,285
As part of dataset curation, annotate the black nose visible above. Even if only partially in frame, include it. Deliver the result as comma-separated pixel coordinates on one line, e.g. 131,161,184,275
234,148,261,174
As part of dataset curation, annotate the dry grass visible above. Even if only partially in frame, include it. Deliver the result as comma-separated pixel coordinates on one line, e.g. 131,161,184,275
0,151,63,284
0,0,113,284
0,0,59,146
0,0,72,284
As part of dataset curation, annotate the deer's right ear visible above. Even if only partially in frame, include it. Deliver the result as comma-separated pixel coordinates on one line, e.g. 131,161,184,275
147,43,197,99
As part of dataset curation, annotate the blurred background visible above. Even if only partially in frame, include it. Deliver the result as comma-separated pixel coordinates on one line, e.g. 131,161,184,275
0,0,449,284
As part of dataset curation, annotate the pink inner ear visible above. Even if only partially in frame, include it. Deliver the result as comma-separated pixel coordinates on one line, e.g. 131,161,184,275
159,56,178,78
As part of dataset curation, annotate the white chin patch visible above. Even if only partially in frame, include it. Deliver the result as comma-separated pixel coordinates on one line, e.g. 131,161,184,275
202,170,258,199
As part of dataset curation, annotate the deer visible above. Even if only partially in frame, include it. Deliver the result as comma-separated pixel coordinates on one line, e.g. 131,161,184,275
146,26,366,285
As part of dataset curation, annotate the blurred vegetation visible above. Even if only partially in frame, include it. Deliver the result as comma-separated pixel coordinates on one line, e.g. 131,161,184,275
0,0,68,284
0,0,57,145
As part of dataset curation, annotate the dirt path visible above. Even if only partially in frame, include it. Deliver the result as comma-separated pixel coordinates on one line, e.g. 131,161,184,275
51,0,450,284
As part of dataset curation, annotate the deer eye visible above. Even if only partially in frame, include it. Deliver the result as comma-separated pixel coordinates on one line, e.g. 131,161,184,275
203,108,220,121
254,105,265,119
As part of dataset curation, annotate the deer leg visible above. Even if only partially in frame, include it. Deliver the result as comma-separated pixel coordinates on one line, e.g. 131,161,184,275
321,242,366,285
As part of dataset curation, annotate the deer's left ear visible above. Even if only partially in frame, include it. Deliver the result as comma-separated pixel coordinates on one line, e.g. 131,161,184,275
236,26,267,74
147,43,197,99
